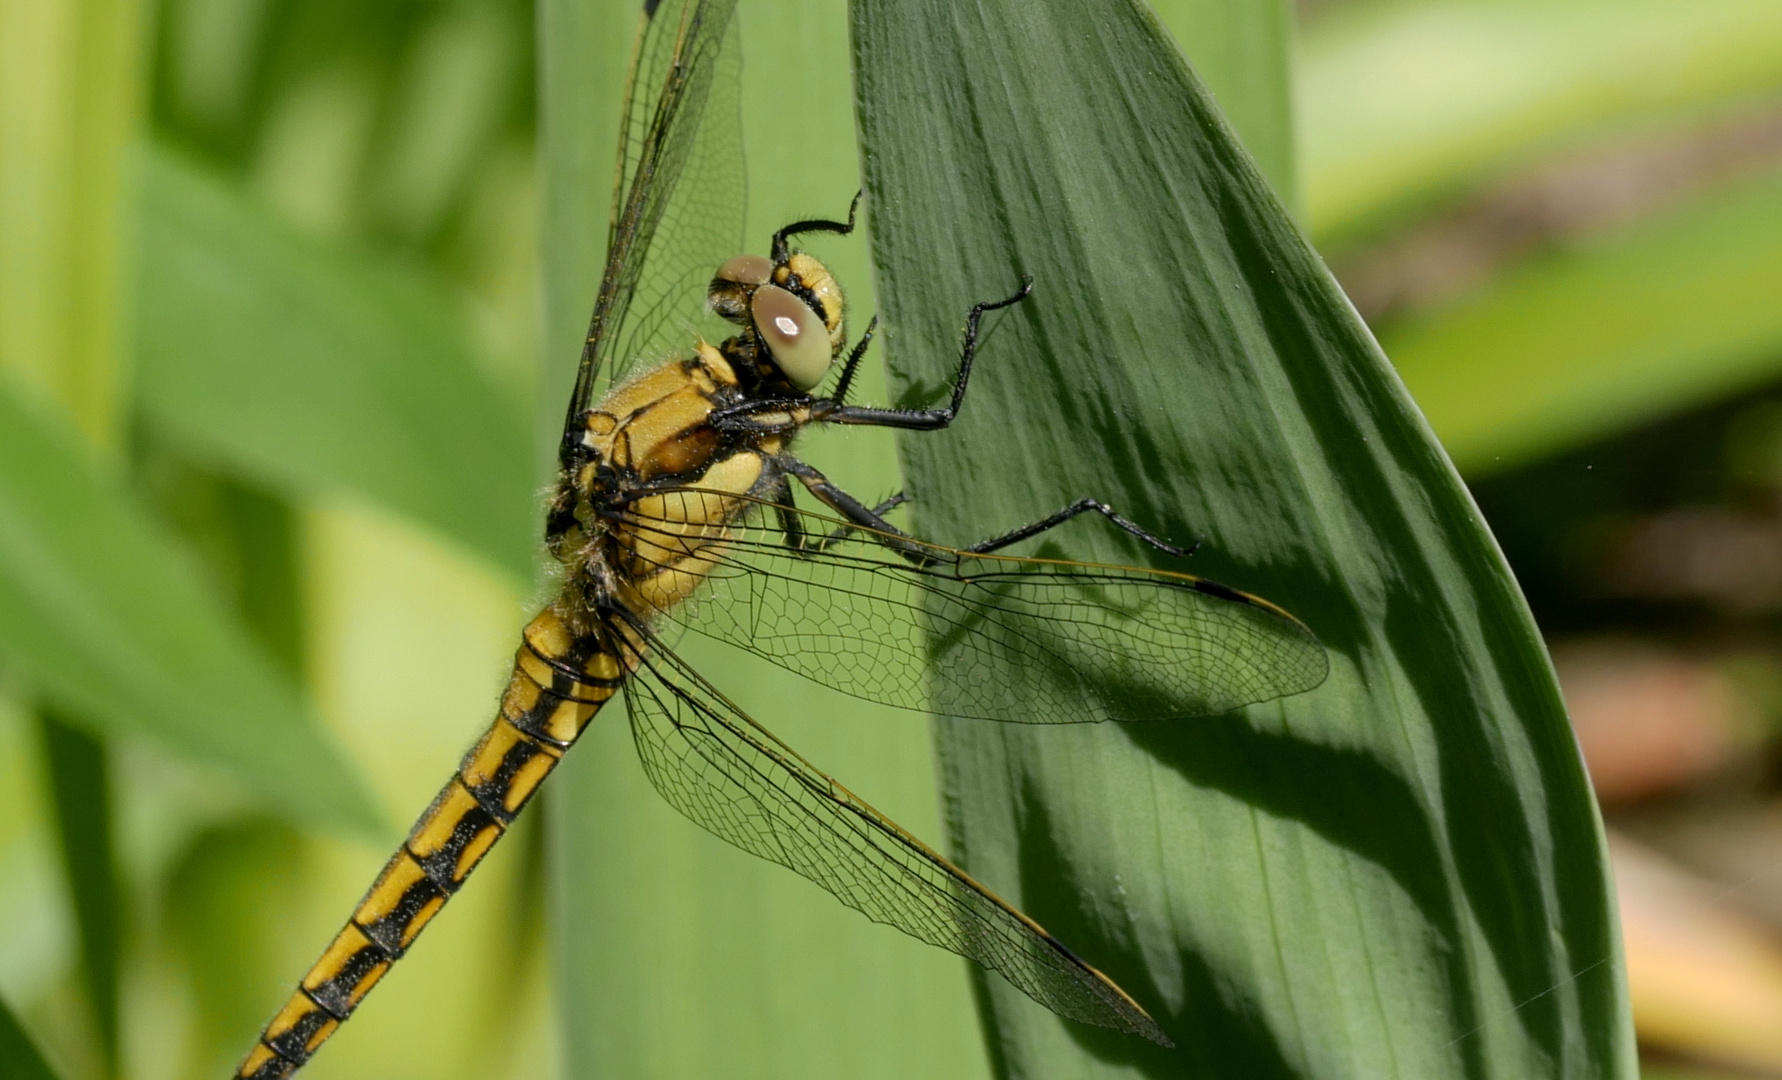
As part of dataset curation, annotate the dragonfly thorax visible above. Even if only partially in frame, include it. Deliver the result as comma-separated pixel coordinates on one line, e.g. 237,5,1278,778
545,342,794,618
709,250,845,393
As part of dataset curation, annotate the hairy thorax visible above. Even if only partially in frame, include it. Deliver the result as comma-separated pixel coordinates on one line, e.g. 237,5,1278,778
548,343,788,632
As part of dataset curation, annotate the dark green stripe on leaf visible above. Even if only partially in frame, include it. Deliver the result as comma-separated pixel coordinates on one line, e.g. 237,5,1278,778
853,0,1631,1074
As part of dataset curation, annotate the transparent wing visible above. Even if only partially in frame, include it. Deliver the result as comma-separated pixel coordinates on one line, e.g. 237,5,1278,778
614,617,1170,1044
612,490,1329,724
564,0,745,436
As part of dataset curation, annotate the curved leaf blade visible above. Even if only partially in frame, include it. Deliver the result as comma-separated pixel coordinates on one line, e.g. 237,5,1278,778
0,380,381,836
853,0,1632,1075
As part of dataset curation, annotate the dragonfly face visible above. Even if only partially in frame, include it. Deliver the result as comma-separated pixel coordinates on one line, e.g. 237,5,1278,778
236,0,1329,1074
709,250,847,392
545,246,847,625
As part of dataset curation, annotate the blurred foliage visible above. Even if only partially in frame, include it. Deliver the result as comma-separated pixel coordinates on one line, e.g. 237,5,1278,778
1,0,1780,1074
1,990,65,1080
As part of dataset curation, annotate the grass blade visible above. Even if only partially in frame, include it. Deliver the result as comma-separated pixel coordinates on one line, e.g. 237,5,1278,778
853,0,1632,1074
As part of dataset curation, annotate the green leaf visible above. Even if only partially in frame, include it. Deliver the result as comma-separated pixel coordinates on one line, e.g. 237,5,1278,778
0,378,381,836
1301,0,1782,244
37,712,120,1075
1385,169,1782,477
853,0,1632,1075
135,142,536,583
1149,0,1296,211
0,993,63,1080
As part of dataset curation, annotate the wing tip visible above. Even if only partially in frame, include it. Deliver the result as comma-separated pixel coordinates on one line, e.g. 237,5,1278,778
1134,1013,1175,1048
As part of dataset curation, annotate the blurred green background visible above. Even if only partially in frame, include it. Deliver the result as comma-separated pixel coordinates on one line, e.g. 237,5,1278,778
3,0,1782,1077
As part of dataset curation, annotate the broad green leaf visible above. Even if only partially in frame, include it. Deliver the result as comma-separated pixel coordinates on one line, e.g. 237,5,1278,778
0,378,381,836
1385,169,1782,477
854,1,1631,1077
0,993,63,1080
135,142,535,583
1301,0,1782,244
37,712,120,1074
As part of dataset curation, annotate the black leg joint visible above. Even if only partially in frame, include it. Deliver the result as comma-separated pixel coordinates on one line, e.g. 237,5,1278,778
772,191,861,263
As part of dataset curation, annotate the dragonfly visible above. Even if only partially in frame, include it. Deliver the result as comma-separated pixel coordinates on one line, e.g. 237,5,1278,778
235,0,1328,1074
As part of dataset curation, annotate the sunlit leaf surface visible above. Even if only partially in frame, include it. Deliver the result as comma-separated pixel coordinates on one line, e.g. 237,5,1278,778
854,0,1632,1076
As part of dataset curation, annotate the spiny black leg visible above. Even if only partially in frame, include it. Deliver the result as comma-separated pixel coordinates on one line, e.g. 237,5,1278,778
709,398,806,436
762,472,807,553
966,499,1199,559
806,491,907,555
830,316,877,405
814,278,1032,432
778,458,936,567
771,191,861,263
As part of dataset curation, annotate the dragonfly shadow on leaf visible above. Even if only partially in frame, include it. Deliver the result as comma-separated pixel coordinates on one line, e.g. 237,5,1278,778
1115,712,1489,1079
1003,769,1307,1079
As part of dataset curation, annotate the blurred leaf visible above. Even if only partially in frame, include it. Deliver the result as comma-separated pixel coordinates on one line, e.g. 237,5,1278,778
163,816,307,1078
37,712,120,1076
0,377,381,837
535,0,633,479
0,993,63,1080
1301,0,1782,243
855,0,1630,1075
0,0,144,447
1385,168,1782,476
135,142,536,582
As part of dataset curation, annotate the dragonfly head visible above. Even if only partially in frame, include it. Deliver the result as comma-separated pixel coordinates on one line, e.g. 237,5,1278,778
708,251,846,393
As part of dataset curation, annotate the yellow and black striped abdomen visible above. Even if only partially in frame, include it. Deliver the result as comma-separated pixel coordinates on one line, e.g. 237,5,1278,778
236,608,627,1079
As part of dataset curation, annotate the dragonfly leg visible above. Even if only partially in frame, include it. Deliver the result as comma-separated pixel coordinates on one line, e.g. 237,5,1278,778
966,499,1200,559
829,315,877,405
778,458,938,566
706,315,876,435
804,491,907,555
770,191,861,262
812,279,1031,432
761,468,902,556
760,471,809,553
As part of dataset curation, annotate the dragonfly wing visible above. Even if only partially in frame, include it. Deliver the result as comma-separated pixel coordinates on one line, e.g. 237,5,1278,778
616,491,1329,723
616,618,1171,1044
565,0,745,432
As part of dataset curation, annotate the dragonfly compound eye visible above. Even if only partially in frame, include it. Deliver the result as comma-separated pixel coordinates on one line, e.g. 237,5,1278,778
752,283,831,391
709,254,772,322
